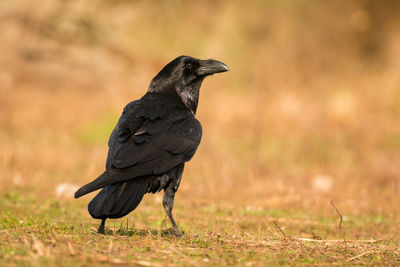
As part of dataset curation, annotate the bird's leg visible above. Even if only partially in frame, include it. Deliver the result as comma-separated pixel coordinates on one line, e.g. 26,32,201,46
98,218,106,234
163,186,182,236
163,164,184,237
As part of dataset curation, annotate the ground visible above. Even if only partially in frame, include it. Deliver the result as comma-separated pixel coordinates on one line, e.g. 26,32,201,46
1,187,399,266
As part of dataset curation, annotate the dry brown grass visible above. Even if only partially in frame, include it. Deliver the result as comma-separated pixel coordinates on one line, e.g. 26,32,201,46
1,0,400,265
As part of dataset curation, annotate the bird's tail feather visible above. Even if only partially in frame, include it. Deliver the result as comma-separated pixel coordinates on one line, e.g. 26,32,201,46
88,178,149,219
74,167,151,198
74,171,110,198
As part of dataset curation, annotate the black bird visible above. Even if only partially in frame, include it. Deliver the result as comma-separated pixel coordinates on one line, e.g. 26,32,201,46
74,56,229,235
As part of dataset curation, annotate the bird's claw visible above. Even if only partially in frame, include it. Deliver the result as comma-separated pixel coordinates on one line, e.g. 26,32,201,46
162,227,183,237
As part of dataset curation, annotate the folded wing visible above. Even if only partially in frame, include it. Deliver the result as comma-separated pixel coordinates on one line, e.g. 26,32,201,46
75,104,202,198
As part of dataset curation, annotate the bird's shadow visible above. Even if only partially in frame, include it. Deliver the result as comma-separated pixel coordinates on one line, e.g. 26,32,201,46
90,228,184,237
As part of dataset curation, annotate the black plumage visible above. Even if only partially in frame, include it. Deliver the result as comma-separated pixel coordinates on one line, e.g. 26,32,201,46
74,56,229,235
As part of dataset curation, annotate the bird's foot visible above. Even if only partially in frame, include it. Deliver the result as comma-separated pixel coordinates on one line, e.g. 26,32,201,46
97,226,105,234
97,219,106,234
161,227,183,237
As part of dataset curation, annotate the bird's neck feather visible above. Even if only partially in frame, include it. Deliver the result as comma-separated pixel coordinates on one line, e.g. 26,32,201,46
176,84,200,114
148,80,201,115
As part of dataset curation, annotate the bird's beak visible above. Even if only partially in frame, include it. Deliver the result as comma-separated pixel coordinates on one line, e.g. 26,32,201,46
197,59,229,76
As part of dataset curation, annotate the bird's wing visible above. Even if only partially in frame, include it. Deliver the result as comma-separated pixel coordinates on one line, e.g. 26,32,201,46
75,107,202,198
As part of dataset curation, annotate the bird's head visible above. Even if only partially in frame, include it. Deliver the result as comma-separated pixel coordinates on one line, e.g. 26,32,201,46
148,56,229,114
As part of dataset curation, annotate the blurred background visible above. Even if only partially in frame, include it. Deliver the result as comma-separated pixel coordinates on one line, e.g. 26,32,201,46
1,0,399,223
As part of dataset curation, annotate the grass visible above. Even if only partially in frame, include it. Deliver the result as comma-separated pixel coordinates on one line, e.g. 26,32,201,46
1,188,399,266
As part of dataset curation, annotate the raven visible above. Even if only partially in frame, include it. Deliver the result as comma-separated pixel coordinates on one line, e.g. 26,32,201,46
74,56,229,236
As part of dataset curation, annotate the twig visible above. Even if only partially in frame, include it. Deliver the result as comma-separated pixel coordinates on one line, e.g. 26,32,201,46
272,221,287,239
346,250,375,261
292,238,377,243
330,201,343,229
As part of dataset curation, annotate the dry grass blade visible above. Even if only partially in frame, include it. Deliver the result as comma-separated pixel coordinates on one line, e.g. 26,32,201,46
108,239,113,253
110,258,127,264
263,220,279,237
31,235,44,256
346,251,375,261
22,235,30,246
135,260,153,266
68,242,76,256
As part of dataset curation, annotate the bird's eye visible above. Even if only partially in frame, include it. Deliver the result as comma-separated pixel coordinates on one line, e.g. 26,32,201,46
185,63,193,69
